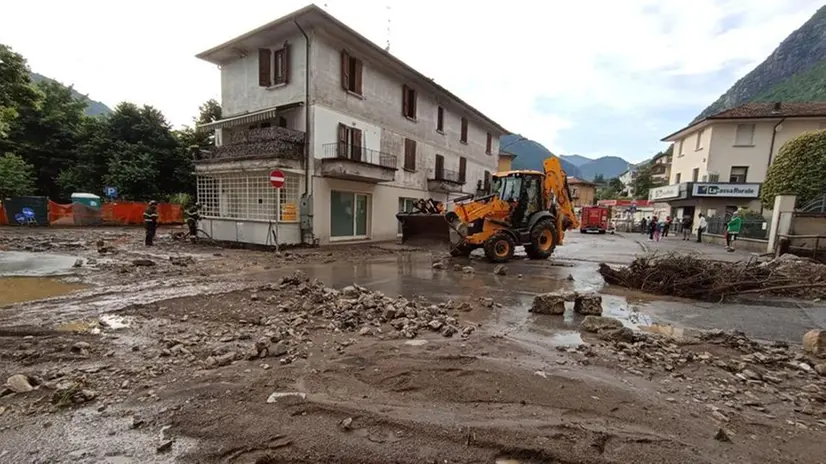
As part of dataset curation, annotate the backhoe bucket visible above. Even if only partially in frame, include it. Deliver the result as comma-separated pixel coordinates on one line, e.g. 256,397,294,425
396,212,455,248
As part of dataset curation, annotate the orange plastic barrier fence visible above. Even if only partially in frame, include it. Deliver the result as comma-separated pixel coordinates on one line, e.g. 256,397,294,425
3,200,183,226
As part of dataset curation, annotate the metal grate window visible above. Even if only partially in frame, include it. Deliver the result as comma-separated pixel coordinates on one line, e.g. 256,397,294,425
196,171,300,222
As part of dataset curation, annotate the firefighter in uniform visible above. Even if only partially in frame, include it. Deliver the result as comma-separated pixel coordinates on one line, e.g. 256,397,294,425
186,202,202,239
144,201,159,246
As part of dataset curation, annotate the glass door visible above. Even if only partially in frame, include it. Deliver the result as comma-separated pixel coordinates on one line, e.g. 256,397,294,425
331,190,369,239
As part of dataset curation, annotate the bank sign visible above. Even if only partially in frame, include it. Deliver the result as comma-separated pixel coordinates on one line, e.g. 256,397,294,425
649,184,681,200
691,183,760,198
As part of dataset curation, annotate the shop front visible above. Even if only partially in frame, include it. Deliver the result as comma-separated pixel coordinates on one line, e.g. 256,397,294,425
649,182,763,225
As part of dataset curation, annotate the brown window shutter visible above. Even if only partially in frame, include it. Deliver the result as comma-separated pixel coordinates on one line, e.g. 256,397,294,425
435,155,444,180
437,106,444,131
486,132,492,154
337,124,347,158
411,140,416,170
351,128,363,161
354,59,363,95
461,118,468,142
402,85,409,117
283,43,290,85
341,50,350,90
410,89,417,118
459,157,467,182
484,171,491,191
258,49,271,87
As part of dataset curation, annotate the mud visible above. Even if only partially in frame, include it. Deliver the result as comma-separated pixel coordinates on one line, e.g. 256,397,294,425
1,227,825,463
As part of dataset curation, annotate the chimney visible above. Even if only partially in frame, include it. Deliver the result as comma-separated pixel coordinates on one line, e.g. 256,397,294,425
772,101,782,113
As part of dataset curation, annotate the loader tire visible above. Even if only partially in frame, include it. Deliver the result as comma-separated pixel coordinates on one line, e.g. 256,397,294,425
525,218,556,260
484,233,515,263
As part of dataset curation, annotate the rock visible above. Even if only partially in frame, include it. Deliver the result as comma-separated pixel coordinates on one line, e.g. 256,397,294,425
156,440,174,454
461,266,475,274
358,326,372,336
711,410,730,423
530,292,572,315
574,293,603,316
206,351,236,368
71,341,91,353
131,259,155,267
340,417,354,430
169,256,195,266
453,264,463,271
250,293,260,301
714,427,732,442
493,264,508,276
580,316,623,333
341,285,360,298
428,320,443,331
802,384,821,393
815,363,826,376
802,329,826,357
72,259,83,268
441,325,457,337
271,342,288,357
432,262,445,270
5,374,34,393
597,327,634,342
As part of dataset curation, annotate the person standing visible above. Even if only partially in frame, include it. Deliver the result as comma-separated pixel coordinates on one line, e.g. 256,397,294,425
681,214,693,240
648,216,658,241
726,210,742,252
696,213,707,243
663,216,672,237
640,217,647,234
186,202,202,239
144,201,159,246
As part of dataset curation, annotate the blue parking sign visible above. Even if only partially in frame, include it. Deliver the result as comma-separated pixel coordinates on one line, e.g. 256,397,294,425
104,186,118,198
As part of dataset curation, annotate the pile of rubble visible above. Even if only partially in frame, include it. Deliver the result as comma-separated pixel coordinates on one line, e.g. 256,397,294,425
530,291,603,316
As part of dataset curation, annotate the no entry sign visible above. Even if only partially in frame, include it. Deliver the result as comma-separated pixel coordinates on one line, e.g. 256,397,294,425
269,169,285,188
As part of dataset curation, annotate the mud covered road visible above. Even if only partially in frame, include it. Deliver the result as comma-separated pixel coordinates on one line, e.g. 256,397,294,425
1,227,825,463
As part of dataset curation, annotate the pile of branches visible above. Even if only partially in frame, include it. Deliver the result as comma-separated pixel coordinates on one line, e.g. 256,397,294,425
598,252,826,301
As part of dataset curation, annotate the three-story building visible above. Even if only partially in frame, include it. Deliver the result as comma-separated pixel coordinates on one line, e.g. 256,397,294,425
194,5,507,246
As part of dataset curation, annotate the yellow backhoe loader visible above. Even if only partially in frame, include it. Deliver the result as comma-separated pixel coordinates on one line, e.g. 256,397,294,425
396,157,580,262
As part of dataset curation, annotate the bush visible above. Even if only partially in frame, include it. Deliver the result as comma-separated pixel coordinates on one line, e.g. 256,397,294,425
762,130,826,208
168,193,192,206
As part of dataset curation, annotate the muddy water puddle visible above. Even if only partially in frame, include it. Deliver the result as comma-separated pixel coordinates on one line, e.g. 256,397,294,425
0,250,80,276
0,276,90,306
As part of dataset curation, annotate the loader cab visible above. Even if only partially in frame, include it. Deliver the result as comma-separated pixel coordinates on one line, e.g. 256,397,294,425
492,171,545,225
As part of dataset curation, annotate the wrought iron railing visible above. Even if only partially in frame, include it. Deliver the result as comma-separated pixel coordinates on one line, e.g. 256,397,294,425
428,168,464,183
322,143,397,169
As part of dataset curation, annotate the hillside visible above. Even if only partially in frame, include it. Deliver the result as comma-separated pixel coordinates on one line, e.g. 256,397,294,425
559,154,592,166
503,134,582,177
695,5,826,120
29,72,112,116
577,156,629,180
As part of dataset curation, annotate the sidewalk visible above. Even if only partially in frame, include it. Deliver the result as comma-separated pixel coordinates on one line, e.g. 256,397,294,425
633,232,760,263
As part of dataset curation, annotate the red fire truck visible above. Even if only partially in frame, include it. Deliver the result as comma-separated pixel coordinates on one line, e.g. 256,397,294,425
579,206,610,234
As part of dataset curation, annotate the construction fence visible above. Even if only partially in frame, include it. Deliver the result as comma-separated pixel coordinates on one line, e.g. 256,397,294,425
0,197,183,226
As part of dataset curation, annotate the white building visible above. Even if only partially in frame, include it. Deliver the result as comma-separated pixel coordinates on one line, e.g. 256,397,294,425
194,5,508,246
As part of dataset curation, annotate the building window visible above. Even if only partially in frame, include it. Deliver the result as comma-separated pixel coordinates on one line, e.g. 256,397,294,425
196,171,299,223
340,50,363,95
277,116,287,128
677,139,684,157
735,124,755,146
398,197,419,234
434,154,445,179
437,106,444,132
729,166,748,183
483,170,491,191
404,138,416,170
402,85,417,119
337,123,363,161
708,173,720,182
692,168,699,182
695,129,704,150
459,157,467,182
331,191,368,238
258,45,290,87
675,173,681,184
460,117,468,143
485,133,492,154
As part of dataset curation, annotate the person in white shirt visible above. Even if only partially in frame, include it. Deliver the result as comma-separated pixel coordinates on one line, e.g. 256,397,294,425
697,213,707,243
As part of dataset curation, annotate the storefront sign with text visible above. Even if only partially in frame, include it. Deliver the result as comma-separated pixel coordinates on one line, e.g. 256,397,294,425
691,183,760,198
649,184,681,200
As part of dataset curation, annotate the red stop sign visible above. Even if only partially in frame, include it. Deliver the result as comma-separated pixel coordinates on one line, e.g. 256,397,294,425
269,169,285,188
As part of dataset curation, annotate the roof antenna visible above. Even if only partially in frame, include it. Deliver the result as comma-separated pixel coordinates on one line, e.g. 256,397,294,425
385,5,392,52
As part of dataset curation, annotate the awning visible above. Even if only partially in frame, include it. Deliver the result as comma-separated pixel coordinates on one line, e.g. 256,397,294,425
197,102,303,132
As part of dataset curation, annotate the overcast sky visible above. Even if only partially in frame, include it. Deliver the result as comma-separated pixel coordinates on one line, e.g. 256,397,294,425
1,0,822,162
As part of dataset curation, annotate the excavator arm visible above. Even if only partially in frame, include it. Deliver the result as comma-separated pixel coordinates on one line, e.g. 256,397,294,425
542,157,580,240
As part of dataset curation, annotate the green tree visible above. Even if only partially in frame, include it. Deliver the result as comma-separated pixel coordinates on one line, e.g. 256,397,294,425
631,164,654,200
0,45,40,140
177,98,222,160
761,130,826,208
608,177,623,192
593,173,605,184
0,153,36,198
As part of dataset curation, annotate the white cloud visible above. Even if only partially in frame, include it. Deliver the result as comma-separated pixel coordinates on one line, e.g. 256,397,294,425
0,0,822,154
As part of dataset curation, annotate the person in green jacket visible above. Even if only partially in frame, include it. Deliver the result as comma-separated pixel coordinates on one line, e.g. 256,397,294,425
726,210,742,252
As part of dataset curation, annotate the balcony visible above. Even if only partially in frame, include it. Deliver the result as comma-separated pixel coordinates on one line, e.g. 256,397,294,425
427,168,465,193
198,126,305,164
320,143,397,183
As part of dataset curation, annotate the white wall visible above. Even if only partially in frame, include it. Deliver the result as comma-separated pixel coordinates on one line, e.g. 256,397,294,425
220,32,307,116
199,218,301,246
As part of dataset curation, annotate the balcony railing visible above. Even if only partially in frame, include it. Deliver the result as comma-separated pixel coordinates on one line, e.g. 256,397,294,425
428,168,464,184
322,143,397,169
200,126,305,163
